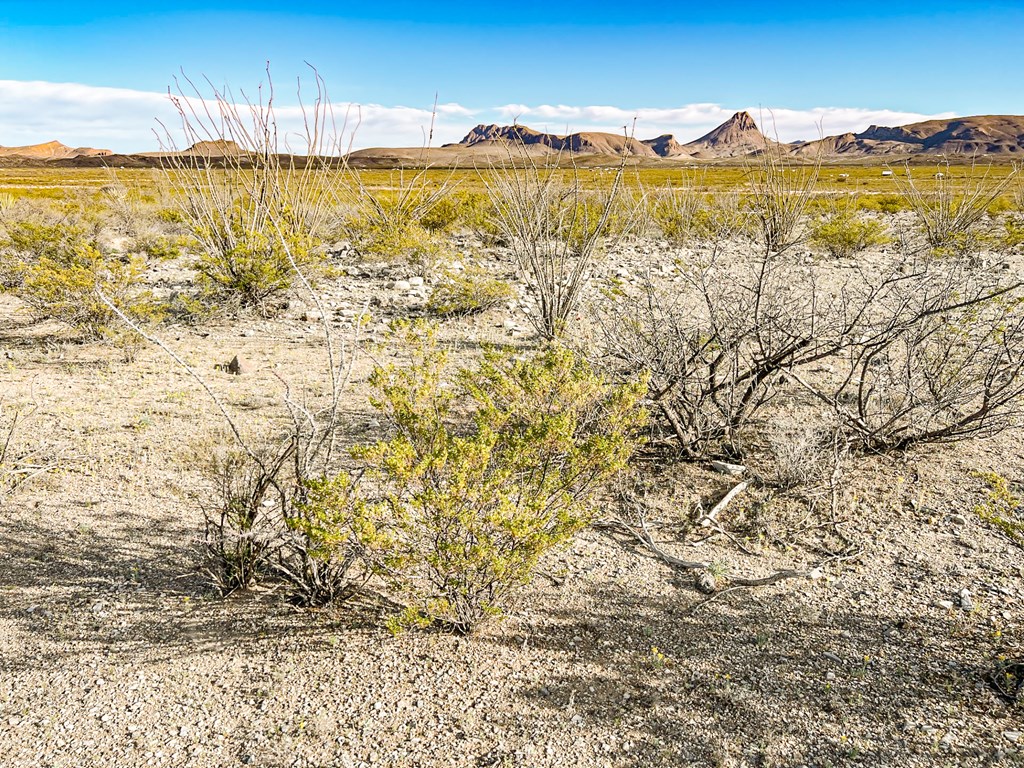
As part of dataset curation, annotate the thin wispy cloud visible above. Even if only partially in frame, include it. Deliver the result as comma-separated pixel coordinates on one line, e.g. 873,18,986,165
0,79,959,153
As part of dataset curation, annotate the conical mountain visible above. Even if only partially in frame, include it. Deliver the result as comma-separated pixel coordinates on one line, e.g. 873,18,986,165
683,111,772,158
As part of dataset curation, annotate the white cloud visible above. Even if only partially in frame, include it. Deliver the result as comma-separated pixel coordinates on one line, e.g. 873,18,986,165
0,80,474,152
0,79,960,153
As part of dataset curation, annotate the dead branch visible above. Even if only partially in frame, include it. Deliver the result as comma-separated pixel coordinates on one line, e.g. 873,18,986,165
699,479,750,527
594,514,861,594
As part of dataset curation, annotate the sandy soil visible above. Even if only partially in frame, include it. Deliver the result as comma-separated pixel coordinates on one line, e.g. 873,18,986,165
2,238,1024,768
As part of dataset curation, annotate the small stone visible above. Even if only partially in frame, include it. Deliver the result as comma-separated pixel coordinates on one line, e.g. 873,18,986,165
1003,731,1022,743
959,588,974,611
936,600,955,610
226,355,249,375
822,651,843,664
502,319,518,331
695,572,717,594
391,280,412,292
807,568,824,581
949,514,968,527
408,276,425,288
826,671,836,681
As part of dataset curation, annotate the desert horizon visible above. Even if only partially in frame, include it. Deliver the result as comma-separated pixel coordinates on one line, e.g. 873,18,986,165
4,110,1024,168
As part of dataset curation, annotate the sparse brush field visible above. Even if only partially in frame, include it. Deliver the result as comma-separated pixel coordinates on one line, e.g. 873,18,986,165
3,155,1024,768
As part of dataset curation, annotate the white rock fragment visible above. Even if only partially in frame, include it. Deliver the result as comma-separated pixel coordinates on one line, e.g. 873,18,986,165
711,460,745,476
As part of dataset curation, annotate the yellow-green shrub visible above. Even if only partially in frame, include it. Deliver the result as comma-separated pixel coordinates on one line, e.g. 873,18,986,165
7,241,162,343
650,187,704,243
193,221,323,315
973,471,1024,547
1,220,87,266
345,176,456,264
809,205,890,258
346,322,647,633
857,194,908,215
348,216,444,264
419,190,489,233
427,265,515,317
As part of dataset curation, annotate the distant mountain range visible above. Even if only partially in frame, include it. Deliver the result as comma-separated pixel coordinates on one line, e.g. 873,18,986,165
3,112,1023,167
446,112,1024,160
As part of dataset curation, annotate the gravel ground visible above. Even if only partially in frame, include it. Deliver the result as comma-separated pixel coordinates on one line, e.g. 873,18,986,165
2,237,1024,767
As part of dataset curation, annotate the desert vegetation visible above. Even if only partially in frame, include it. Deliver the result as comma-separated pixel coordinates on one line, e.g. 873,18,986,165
3,88,1024,766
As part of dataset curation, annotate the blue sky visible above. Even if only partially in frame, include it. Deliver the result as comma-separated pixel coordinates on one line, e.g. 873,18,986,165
1,1,1022,151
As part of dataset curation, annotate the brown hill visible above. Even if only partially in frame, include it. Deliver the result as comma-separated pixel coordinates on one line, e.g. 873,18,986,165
641,134,690,157
857,115,1024,156
184,140,245,157
797,115,1024,159
789,132,912,158
684,112,774,158
137,139,246,159
0,140,112,160
454,124,657,157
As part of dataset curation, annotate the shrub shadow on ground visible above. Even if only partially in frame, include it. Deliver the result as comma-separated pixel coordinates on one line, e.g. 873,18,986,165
0,512,378,672
483,569,1017,767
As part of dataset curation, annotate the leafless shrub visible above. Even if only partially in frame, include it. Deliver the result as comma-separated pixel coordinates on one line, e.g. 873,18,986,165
791,261,1024,452
892,161,1019,252
200,444,291,591
482,140,628,339
763,419,833,490
99,172,147,237
1013,163,1024,213
596,243,853,456
341,166,455,265
744,140,820,254
0,403,54,499
648,172,708,243
598,242,1024,458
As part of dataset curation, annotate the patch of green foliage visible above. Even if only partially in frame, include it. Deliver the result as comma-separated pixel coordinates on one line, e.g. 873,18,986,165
973,471,1024,547
1,228,162,354
192,209,324,315
856,194,909,215
809,200,891,258
299,321,648,633
419,190,490,233
427,264,515,317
